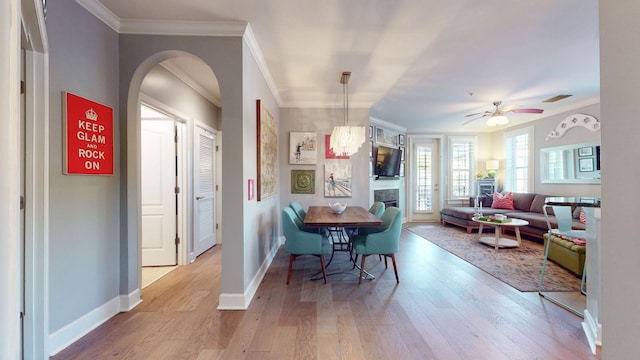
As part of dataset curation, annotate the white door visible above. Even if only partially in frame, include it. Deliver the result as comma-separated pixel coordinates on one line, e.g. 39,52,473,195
409,138,441,222
141,119,177,266
193,126,216,258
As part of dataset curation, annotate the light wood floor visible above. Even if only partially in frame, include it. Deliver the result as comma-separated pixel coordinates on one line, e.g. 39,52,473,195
51,226,601,359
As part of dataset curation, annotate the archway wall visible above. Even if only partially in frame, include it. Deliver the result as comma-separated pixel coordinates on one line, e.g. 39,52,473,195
119,33,281,305
140,64,221,131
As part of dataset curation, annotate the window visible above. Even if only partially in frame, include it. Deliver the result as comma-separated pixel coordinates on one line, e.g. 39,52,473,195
504,127,533,193
448,136,476,199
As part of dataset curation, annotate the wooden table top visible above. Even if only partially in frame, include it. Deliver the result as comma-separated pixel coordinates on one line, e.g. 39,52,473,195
304,206,383,227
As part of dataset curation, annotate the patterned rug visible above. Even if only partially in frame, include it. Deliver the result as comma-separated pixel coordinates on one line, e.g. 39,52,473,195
406,224,581,292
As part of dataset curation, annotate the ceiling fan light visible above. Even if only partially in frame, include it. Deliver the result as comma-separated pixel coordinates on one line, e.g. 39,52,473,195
486,115,508,126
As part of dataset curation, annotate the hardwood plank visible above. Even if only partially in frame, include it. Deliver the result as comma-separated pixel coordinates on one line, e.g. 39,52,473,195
51,227,601,360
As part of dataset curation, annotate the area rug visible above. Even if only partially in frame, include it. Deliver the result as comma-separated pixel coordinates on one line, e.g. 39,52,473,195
406,224,581,292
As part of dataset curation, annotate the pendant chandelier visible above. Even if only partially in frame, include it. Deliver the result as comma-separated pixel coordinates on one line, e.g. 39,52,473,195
330,71,366,156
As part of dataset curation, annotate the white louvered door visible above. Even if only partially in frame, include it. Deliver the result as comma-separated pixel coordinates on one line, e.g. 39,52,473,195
193,126,216,258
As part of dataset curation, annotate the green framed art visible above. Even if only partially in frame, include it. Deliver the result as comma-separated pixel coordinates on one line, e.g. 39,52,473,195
291,170,315,194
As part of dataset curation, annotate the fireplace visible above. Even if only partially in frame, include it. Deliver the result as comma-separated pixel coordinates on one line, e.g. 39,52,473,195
374,189,399,208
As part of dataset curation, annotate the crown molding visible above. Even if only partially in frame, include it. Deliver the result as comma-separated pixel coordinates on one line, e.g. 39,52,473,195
371,116,407,133
243,24,282,106
75,1,282,107
119,19,247,36
75,0,120,32
159,62,221,107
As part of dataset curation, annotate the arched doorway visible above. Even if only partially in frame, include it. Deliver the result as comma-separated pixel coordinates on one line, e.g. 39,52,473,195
126,51,222,293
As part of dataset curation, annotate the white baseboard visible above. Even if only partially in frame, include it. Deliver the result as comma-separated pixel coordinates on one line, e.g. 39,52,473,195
582,309,602,354
218,241,282,310
49,288,142,356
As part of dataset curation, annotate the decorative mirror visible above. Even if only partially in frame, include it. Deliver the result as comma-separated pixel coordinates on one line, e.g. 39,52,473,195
540,142,600,184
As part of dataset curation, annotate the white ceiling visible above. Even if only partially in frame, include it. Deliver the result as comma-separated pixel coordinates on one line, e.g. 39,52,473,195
91,0,600,132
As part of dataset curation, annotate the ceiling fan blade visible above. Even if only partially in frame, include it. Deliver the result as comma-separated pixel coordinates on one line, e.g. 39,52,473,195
511,108,544,114
462,115,484,126
464,111,490,118
501,104,519,112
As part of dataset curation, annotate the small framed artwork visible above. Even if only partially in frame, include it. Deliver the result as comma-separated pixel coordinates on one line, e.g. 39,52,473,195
290,131,318,164
369,160,374,178
400,163,405,177
375,127,384,143
399,134,405,146
369,140,374,158
399,146,405,161
578,146,593,157
325,134,350,159
325,161,352,198
291,170,315,194
579,158,594,172
369,125,373,139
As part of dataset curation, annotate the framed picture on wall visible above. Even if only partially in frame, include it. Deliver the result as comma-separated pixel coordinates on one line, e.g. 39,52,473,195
578,146,593,157
399,134,405,146
291,170,315,194
256,99,278,201
324,160,352,198
289,131,317,164
579,158,594,172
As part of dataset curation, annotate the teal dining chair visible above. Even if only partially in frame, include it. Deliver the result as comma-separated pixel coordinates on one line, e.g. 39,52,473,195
369,201,385,218
344,201,386,239
282,207,332,284
289,201,323,234
351,207,402,284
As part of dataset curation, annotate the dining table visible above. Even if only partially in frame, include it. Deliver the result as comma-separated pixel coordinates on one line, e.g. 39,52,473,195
303,205,383,280
303,205,383,228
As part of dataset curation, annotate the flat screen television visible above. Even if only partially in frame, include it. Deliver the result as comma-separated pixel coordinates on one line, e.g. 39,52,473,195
374,145,402,178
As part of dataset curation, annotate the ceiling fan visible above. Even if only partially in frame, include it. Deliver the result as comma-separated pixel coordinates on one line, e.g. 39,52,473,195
463,101,544,126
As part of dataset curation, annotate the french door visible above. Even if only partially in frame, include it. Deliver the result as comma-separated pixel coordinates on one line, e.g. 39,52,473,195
409,138,440,222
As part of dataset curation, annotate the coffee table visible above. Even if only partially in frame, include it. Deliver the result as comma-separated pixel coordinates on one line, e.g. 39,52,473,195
472,217,529,250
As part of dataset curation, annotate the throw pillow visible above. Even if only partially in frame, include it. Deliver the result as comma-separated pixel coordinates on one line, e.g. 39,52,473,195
491,192,515,210
579,210,587,224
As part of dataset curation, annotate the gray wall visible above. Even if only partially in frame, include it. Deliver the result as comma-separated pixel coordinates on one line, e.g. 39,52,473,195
241,39,281,290
600,1,640,357
140,65,220,130
279,107,371,212
47,0,120,333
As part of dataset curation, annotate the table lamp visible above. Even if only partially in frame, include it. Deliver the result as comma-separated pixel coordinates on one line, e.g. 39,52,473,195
486,160,499,178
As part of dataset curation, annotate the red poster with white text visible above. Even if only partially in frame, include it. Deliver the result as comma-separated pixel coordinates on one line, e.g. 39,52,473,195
63,92,114,175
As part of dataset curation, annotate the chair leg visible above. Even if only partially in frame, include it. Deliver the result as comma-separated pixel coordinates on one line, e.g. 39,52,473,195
390,254,399,283
359,255,366,284
286,254,295,284
319,255,328,284
384,255,388,269
353,254,358,269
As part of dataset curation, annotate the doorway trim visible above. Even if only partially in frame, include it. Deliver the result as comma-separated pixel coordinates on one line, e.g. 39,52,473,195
140,100,187,270
407,135,443,223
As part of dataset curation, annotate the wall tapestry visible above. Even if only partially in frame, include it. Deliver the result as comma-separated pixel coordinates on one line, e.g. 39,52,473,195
291,170,315,194
289,131,318,164
257,99,278,200
324,160,352,198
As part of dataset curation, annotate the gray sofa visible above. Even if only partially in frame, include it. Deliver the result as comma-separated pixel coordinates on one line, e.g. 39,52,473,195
440,192,586,240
